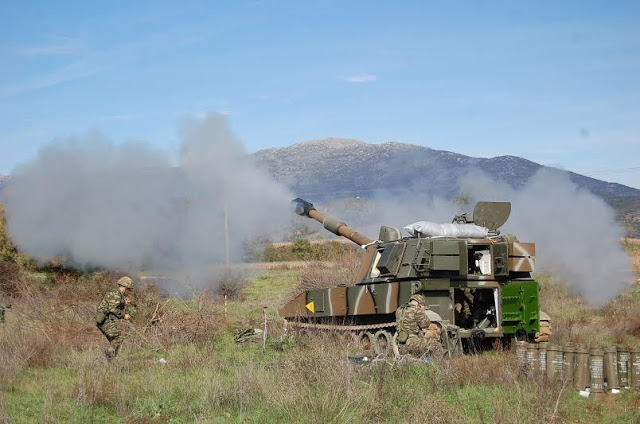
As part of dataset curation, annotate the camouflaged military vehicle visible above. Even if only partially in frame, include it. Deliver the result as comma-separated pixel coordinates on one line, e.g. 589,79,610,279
279,198,551,355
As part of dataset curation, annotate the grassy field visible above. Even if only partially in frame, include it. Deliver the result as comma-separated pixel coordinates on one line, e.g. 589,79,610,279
1,242,640,423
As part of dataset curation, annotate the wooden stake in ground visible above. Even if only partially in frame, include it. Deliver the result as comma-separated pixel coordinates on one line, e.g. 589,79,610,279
263,306,268,349
224,204,230,274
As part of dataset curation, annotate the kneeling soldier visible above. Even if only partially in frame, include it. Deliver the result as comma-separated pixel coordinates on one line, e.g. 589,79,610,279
396,294,434,356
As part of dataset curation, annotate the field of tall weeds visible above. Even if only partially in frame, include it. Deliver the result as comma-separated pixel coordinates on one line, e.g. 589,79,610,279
0,239,639,422
534,240,640,347
1,329,637,423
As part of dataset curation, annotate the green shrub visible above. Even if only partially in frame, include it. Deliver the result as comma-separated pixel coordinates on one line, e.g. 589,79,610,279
256,239,357,262
290,239,315,260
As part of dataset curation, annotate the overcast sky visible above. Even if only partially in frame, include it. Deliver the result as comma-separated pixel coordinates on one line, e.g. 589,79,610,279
1,1,639,188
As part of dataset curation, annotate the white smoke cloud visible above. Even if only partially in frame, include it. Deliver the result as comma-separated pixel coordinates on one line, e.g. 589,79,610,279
452,168,632,305
507,169,632,306
5,121,633,304
5,114,292,286
316,168,634,306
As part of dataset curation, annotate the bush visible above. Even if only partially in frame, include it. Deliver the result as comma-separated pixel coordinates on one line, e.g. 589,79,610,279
291,239,316,260
257,239,359,262
0,260,21,296
262,243,281,262
216,275,249,300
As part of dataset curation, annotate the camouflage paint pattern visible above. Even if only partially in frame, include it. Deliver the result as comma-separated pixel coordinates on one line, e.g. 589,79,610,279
282,199,547,343
508,242,535,272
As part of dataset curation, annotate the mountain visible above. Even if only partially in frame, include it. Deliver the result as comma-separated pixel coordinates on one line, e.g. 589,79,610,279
252,138,639,199
252,138,640,236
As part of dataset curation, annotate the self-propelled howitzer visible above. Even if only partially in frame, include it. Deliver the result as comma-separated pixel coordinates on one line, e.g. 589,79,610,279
280,198,551,354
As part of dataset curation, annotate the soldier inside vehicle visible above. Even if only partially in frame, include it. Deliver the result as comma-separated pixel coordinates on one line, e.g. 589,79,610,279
454,288,497,330
467,246,491,275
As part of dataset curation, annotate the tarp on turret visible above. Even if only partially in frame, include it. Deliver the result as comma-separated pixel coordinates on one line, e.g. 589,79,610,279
404,222,489,238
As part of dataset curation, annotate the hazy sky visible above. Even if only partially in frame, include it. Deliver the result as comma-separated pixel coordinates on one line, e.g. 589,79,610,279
1,1,639,188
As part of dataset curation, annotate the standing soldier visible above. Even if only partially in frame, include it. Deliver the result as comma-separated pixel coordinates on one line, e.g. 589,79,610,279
96,276,133,360
395,294,434,356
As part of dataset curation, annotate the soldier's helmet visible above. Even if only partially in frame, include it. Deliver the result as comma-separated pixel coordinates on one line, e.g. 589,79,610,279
409,294,426,306
117,276,133,289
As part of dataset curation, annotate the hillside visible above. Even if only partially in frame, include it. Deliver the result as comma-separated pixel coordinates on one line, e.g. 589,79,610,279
252,138,639,200
252,138,640,236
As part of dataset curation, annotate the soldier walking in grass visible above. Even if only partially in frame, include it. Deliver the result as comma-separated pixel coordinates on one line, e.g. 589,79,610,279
395,294,434,356
96,276,133,360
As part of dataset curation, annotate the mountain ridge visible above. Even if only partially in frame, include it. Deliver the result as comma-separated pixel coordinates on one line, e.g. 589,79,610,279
251,138,640,237
252,137,639,199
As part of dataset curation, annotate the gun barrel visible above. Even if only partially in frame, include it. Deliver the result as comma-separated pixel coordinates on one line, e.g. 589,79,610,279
292,198,374,247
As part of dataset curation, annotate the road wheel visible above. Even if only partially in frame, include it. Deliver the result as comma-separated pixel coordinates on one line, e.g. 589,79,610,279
356,331,374,353
373,330,393,356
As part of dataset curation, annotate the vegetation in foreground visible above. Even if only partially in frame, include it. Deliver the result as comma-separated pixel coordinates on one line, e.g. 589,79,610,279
1,225,640,422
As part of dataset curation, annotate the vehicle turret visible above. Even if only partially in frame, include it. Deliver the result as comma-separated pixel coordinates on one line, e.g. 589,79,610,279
291,198,535,284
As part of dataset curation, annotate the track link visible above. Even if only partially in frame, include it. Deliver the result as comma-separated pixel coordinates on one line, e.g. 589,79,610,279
287,320,396,332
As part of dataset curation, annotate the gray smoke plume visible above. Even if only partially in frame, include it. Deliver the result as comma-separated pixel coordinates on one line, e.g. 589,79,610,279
507,170,632,306
454,168,632,305
317,168,633,306
5,114,292,287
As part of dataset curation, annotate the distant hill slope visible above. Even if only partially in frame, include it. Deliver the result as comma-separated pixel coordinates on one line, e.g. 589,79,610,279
252,138,639,199
252,138,640,237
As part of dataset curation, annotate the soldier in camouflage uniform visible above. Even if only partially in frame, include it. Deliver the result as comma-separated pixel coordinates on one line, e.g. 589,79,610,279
396,294,433,356
96,276,133,360
454,288,474,327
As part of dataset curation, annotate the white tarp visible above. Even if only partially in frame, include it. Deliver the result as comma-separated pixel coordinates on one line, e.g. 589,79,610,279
404,221,489,238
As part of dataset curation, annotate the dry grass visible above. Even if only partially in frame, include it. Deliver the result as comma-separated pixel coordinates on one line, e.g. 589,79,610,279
290,248,363,296
622,238,640,273
0,261,21,296
6,334,631,423
0,268,225,394
538,273,640,347
403,352,570,424
1,238,639,422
